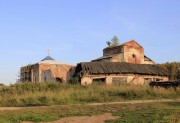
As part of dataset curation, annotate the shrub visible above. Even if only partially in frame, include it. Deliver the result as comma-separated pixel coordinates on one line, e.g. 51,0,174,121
0,83,5,86
68,77,80,85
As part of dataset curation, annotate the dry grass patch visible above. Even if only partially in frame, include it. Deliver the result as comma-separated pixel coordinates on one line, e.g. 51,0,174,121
0,83,179,107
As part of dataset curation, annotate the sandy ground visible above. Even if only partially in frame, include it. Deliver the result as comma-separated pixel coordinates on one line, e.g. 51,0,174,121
22,113,119,123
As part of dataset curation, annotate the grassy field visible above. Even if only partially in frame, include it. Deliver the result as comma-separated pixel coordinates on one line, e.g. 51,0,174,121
0,83,179,107
0,102,179,123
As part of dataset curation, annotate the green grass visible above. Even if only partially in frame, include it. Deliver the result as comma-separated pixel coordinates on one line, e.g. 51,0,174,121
0,83,179,107
0,102,179,123
106,102,180,123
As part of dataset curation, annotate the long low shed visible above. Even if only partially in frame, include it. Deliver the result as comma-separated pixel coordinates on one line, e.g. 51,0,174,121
74,62,170,85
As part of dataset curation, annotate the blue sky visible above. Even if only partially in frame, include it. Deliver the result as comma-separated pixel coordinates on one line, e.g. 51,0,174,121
0,0,180,84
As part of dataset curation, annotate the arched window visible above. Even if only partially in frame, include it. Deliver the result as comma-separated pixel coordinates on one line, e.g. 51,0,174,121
132,54,136,58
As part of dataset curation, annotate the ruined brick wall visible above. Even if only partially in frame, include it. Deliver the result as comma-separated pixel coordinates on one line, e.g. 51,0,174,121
20,65,34,82
80,74,169,85
111,54,124,62
123,41,144,64
102,41,145,64
103,45,124,56
31,64,39,82
21,63,74,83
81,77,92,85
41,70,53,82
38,64,74,82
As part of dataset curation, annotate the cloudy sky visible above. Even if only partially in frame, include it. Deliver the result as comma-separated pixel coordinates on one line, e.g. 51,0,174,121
0,0,180,84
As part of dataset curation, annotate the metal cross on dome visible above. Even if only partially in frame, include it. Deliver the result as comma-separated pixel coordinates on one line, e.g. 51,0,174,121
48,49,50,56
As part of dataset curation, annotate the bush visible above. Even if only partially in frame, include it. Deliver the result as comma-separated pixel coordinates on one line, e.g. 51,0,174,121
0,83,5,86
68,77,80,85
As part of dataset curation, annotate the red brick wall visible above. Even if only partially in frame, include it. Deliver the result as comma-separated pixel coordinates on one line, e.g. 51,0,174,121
102,41,144,64
124,41,144,64
39,64,74,82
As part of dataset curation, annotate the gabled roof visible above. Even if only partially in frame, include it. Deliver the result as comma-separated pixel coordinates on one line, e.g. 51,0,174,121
92,53,154,63
122,40,143,48
92,54,121,61
103,40,142,50
75,62,169,76
144,55,154,62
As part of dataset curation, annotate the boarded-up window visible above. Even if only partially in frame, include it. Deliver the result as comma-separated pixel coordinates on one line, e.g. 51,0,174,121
154,78,163,81
112,77,127,85
144,78,152,85
92,78,105,84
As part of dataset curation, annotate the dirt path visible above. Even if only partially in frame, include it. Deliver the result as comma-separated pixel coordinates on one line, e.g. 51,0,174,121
22,113,119,123
1,99,180,123
0,99,179,111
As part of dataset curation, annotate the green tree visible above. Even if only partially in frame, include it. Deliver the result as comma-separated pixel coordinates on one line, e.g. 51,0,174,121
106,36,119,47
160,62,180,80
111,36,119,46
106,41,112,47
68,77,80,85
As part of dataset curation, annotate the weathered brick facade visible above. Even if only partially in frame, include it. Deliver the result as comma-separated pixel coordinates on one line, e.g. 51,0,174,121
80,74,169,86
20,40,167,85
78,40,168,85
93,40,154,64
123,41,144,64
20,56,74,83
76,62,169,86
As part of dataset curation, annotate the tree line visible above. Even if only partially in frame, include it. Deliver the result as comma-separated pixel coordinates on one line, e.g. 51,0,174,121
160,62,180,80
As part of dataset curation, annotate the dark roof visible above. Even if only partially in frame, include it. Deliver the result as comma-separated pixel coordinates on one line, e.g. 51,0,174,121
75,62,169,76
41,56,55,61
92,54,154,63
144,55,153,62
92,54,120,61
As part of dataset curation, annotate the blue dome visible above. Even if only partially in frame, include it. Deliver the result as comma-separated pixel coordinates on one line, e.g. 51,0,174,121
41,56,55,61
